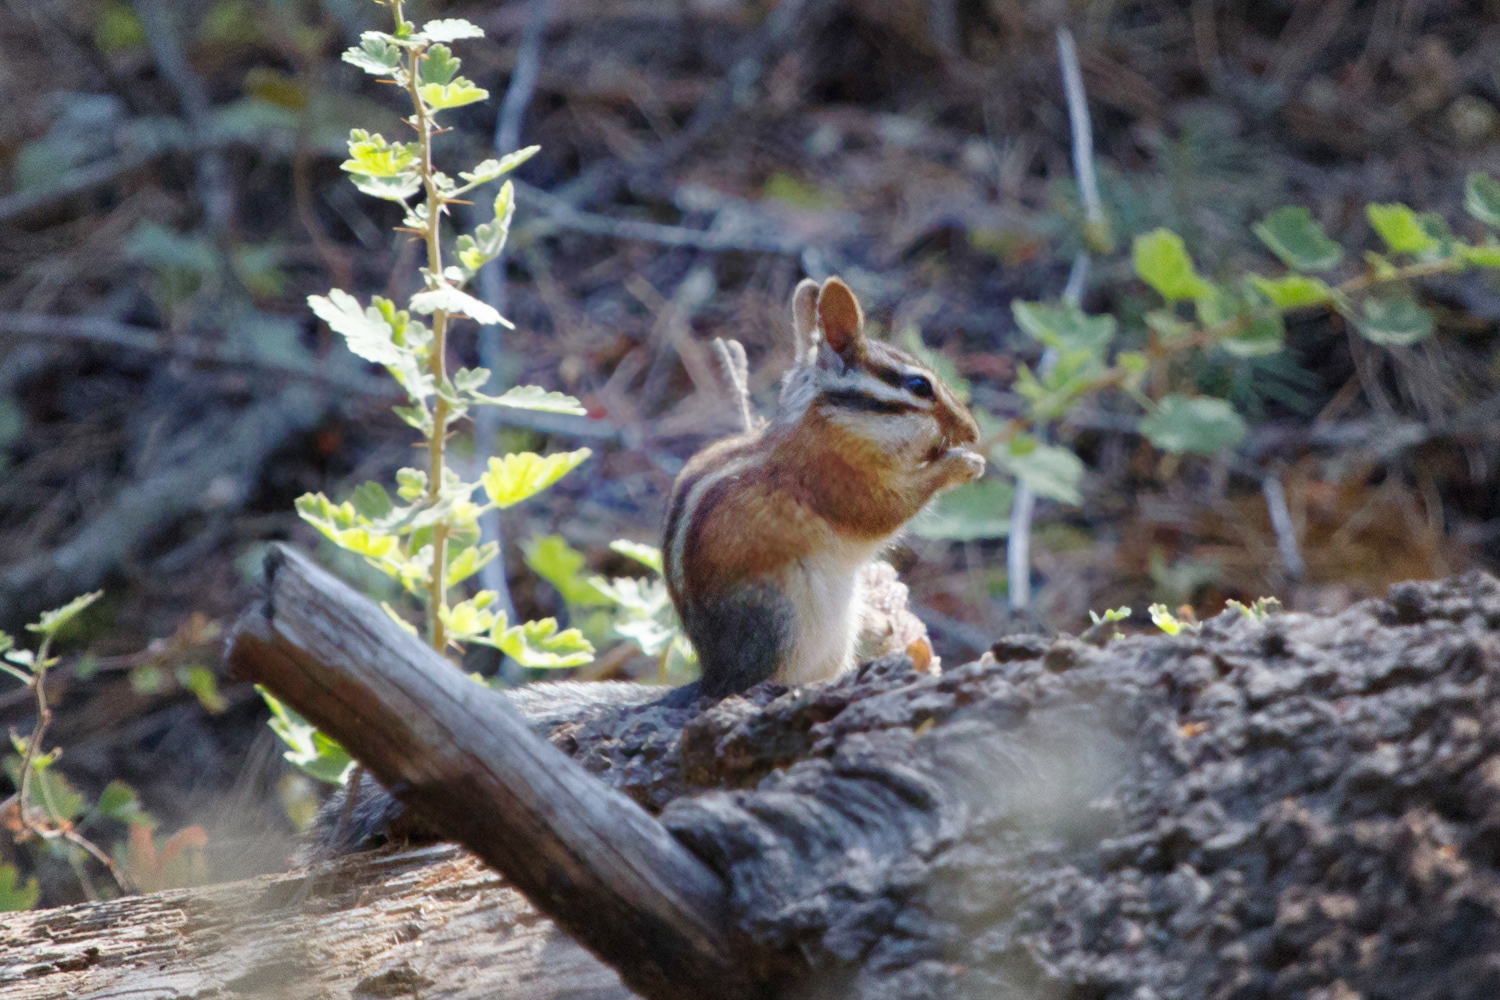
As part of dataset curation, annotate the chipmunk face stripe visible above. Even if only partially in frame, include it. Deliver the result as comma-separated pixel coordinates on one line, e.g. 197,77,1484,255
817,389,924,416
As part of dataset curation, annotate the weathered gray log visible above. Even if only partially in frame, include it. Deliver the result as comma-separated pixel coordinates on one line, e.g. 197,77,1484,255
226,545,757,1000
0,843,637,1000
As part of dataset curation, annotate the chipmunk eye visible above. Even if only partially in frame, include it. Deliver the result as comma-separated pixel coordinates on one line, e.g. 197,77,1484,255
903,374,934,399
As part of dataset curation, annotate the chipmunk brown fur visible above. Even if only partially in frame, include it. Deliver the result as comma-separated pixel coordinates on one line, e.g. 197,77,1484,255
664,276,984,698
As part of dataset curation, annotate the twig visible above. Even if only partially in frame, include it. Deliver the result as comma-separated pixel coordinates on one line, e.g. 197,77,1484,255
1261,473,1306,581
12,632,133,897
711,338,754,433
1007,25,1101,614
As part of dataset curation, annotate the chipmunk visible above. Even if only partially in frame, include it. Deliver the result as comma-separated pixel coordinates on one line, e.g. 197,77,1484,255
664,276,985,698
307,277,982,856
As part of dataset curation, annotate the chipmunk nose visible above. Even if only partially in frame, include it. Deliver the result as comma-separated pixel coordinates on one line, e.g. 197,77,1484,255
944,405,980,446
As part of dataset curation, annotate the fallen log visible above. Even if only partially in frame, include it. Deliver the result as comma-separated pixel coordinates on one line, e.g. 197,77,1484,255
0,843,636,999
20,551,1499,999
226,546,756,1000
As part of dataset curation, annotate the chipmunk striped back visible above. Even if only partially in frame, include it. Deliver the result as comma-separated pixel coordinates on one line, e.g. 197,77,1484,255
664,277,984,698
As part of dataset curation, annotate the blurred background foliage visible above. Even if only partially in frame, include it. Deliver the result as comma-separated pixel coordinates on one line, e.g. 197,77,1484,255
2,0,1500,903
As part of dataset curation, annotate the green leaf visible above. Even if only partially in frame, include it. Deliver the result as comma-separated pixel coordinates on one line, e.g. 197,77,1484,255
469,383,586,414
1133,229,1213,301
343,34,402,76
496,618,594,669
913,477,1014,540
609,539,663,575
525,535,611,606
440,591,501,641
419,43,459,85
177,665,228,714
1465,173,1500,227
350,482,394,521
350,172,422,202
1139,395,1247,454
457,181,516,275
396,468,428,502
308,290,404,366
257,686,354,786
1461,243,1500,268
446,541,498,587
1367,203,1438,255
482,450,591,509
1351,295,1434,346
419,18,485,42
1011,300,1116,355
1253,207,1344,271
341,130,418,178
0,864,39,912
27,591,102,638
295,493,399,563
97,780,152,827
418,79,489,111
460,147,541,186
1148,603,1198,636
409,285,510,327
994,438,1084,505
1248,273,1332,310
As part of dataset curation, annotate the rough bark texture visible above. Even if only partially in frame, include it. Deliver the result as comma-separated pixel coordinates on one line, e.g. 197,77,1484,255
13,572,1500,999
0,844,635,999
227,546,753,1000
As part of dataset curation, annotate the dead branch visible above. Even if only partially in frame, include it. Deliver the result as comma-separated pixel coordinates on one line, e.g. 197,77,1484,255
225,545,761,1000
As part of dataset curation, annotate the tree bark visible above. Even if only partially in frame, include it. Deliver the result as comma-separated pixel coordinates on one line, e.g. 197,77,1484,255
0,843,638,1000
226,545,756,1000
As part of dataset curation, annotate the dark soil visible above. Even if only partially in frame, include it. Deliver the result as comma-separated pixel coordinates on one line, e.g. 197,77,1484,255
505,571,1500,998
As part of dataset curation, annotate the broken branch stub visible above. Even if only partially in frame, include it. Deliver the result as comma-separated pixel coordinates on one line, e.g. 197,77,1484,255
226,544,759,1000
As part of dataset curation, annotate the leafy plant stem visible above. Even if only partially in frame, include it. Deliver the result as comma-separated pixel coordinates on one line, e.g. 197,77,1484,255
405,39,451,652
14,634,131,896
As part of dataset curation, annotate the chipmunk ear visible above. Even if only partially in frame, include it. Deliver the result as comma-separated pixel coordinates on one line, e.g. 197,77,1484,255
790,278,820,365
817,276,864,357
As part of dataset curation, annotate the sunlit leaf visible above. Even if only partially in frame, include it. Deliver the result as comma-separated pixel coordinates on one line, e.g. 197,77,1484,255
495,618,594,669
457,181,517,275
446,540,498,587
609,539,663,575
1253,207,1343,271
460,146,540,186
1133,229,1213,302
524,535,611,606
440,591,500,640
468,383,586,414
481,450,591,509
1460,243,1500,268
1351,295,1434,346
418,79,488,111
256,686,354,786
1247,273,1332,310
308,290,404,366
1367,203,1438,255
418,17,484,42
409,285,509,327
27,591,102,637
1139,395,1246,454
